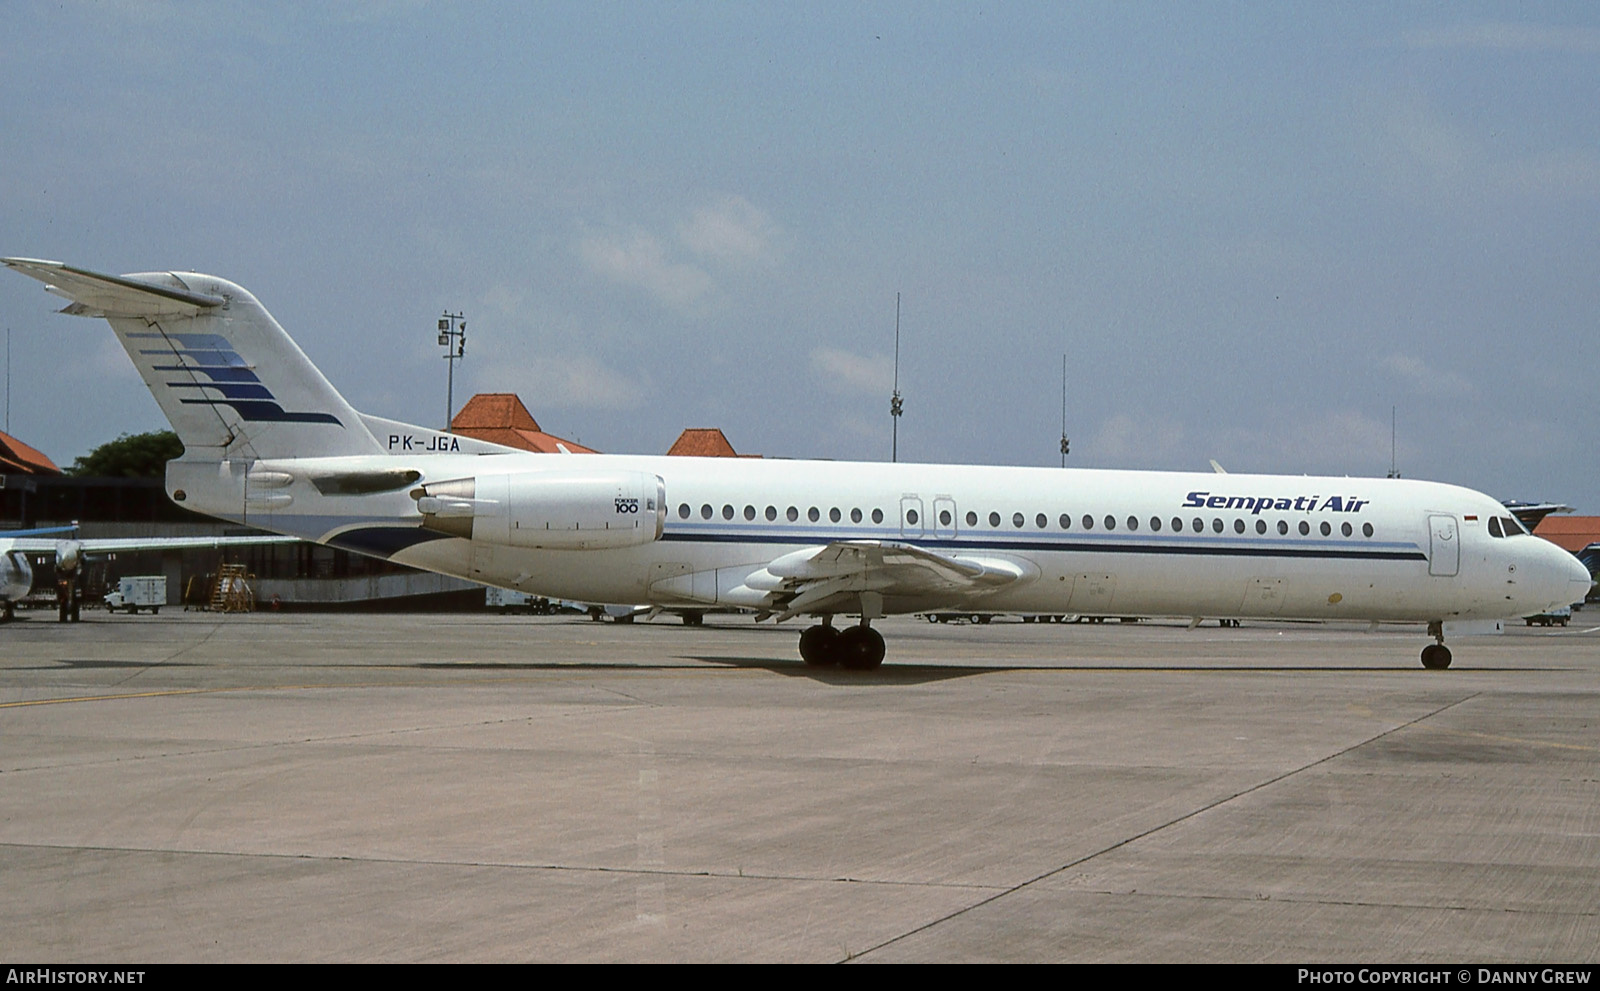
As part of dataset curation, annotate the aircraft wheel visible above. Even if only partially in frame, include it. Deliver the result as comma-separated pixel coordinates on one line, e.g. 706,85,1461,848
1421,644,1452,670
837,625,886,670
799,624,841,666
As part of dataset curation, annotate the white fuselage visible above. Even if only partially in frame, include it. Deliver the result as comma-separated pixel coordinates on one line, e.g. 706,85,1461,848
167,451,1589,624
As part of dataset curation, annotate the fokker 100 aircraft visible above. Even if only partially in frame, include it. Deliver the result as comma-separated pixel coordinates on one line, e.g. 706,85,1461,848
4,258,1588,668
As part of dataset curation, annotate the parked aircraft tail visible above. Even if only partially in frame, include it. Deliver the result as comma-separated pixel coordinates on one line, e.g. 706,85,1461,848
2,258,384,462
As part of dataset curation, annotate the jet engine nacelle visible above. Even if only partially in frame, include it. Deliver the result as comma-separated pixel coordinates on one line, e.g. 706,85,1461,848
415,470,665,550
55,540,84,574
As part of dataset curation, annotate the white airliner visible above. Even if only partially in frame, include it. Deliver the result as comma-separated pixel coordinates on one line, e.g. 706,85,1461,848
1,524,297,621
4,258,1589,668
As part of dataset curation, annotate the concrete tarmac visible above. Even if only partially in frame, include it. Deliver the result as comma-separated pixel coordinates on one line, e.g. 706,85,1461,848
1,610,1596,962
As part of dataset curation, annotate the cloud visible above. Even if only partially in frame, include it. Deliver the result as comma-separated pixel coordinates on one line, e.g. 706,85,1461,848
1402,22,1600,54
577,227,714,310
473,351,644,412
1362,88,1600,205
576,194,782,312
1380,353,1474,398
810,347,894,395
677,195,779,266
1086,413,1189,467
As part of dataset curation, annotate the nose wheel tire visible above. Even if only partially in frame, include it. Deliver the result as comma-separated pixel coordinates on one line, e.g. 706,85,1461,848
1421,643,1452,670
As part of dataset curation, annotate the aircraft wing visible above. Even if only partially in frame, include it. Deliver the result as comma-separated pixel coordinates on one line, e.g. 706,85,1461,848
0,535,299,572
743,540,1035,622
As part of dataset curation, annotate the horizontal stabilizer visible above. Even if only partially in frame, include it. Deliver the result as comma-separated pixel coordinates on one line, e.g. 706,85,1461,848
2,258,224,317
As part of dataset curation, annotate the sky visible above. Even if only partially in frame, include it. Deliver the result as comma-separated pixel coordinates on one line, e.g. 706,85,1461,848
2,2,1597,510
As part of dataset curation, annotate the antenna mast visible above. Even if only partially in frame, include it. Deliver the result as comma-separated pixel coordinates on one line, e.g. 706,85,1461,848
890,292,903,462
1059,353,1069,467
1387,406,1400,478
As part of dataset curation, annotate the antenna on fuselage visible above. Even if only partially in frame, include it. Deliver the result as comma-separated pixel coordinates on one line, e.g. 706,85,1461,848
890,292,903,463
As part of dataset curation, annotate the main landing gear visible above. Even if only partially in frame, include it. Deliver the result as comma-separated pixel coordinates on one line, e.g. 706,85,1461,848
1421,620,1452,670
798,619,886,670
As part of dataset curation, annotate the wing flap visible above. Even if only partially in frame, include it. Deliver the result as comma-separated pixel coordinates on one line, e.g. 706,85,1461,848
754,540,1037,622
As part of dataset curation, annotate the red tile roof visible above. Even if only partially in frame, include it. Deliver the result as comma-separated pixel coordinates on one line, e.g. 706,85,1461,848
666,428,759,457
1534,516,1600,553
0,430,61,475
449,394,597,454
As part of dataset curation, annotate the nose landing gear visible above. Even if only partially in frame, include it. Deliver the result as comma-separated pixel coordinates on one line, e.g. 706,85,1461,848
1421,620,1452,670
798,618,886,670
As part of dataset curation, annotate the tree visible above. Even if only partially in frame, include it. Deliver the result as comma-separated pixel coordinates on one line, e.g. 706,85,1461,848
66,430,184,478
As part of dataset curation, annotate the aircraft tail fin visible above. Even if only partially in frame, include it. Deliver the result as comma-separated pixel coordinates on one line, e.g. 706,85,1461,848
2,258,383,461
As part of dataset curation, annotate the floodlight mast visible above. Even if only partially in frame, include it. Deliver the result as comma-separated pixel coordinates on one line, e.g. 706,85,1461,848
438,311,466,432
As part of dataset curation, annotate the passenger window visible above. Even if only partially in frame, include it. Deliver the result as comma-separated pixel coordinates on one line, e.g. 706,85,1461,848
852,508,863,523
678,503,690,519
1192,518,1203,533
1233,519,1245,534
905,508,918,525
1083,515,1095,530
787,506,799,522
1277,520,1288,535
830,507,842,523
1126,516,1138,531
1104,515,1116,531
744,505,756,521
722,504,734,520
1299,521,1310,536
809,507,820,522
1150,517,1162,532
766,506,777,521
1362,522,1373,538
1060,513,1072,529
1320,521,1331,536
1255,520,1267,535
1013,512,1025,528
940,509,953,526
1341,522,1352,537
1212,518,1224,533
701,504,713,520
1172,517,1183,532
966,510,978,526
1036,513,1048,529
872,508,884,524
991,512,1002,527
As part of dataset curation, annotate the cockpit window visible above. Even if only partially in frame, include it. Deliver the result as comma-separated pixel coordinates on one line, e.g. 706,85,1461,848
1501,516,1526,536
1489,516,1503,538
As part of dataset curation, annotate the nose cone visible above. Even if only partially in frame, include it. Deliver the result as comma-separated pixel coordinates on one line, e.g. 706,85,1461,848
1530,541,1594,613
1567,553,1595,598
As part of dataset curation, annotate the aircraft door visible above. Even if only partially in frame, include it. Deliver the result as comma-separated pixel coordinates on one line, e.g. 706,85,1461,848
900,496,925,538
1428,514,1459,577
933,496,957,540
